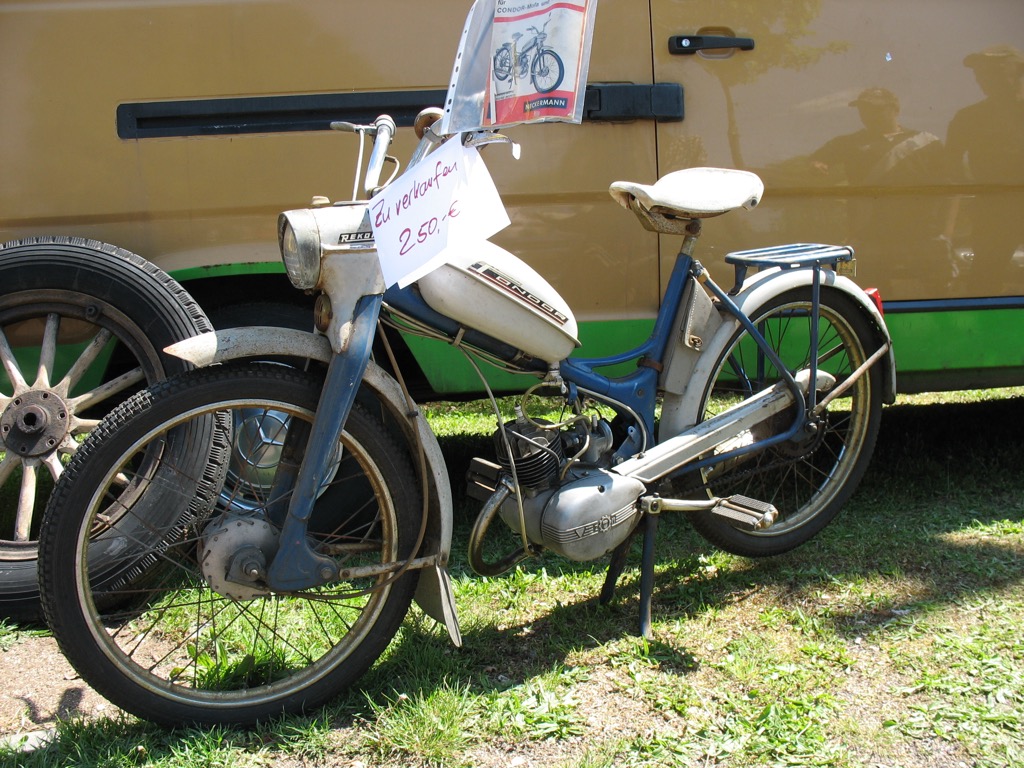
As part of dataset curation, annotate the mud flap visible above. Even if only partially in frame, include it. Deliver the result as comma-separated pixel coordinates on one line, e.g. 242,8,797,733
415,563,462,647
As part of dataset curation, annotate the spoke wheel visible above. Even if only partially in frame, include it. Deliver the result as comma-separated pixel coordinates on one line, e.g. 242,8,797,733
39,364,419,726
493,46,513,82
687,287,883,557
531,49,564,94
0,237,210,621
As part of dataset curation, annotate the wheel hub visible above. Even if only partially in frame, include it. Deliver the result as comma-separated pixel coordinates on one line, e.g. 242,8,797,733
775,412,829,459
222,408,290,511
200,513,280,601
0,390,70,459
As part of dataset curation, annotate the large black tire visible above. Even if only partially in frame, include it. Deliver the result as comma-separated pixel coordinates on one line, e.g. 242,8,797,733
686,287,883,557
39,364,420,726
0,237,211,622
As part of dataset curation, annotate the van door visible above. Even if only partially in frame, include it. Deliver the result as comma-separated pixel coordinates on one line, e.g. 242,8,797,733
650,0,1024,390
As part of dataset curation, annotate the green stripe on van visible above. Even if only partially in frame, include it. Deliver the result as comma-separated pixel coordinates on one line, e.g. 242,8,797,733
402,308,1024,396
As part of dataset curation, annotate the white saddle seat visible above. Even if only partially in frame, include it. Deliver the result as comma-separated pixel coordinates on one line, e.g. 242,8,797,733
609,167,764,219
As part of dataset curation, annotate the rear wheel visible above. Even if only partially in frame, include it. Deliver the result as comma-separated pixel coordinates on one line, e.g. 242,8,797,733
687,288,883,557
493,46,513,82
39,364,420,725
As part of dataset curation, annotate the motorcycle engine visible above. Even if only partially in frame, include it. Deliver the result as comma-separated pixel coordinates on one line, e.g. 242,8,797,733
493,416,645,562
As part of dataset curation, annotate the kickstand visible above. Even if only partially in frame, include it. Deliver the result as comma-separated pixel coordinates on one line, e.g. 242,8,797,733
599,536,632,605
638,511,659,639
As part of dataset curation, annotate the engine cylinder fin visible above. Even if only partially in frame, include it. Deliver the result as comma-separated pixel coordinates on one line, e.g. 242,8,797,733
494,417,564,489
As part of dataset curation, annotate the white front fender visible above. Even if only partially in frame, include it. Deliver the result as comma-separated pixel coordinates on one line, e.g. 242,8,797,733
660,268,895,440
165,326,333,367
165,327,461,645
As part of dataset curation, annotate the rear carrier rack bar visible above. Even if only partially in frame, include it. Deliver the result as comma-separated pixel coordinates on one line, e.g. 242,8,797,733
724,242,855,288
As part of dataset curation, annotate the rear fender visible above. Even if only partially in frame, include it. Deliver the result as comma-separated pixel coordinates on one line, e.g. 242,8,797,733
166,327,460,645
659,268,896,441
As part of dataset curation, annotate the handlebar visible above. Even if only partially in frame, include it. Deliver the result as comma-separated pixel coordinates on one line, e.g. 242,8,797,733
363,115,396,194
329,115,395,139
330,115,397,197
327,111,516,201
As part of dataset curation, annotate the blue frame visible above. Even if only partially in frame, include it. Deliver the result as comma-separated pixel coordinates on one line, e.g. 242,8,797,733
557,251,695,446
384,244,846,452
558,243,854,469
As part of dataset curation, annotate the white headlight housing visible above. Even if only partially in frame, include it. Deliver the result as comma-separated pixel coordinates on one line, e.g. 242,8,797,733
278,209,323,290
278,203,376,292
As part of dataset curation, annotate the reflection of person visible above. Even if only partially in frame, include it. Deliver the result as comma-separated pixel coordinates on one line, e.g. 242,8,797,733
945,45,1024,294
812,88,943,186
810,88,947,288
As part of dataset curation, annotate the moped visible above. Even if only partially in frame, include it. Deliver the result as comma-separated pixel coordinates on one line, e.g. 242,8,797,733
492,16,565,94
38,96,895,727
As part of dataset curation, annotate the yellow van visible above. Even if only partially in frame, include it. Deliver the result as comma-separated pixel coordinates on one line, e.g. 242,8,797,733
0,1,1021,616
2,0,1022,394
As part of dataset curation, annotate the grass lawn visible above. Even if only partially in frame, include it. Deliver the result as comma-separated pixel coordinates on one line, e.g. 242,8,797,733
1,388,1022,767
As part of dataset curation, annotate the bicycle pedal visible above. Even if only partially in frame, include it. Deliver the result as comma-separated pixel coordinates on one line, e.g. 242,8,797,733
711,495,778,531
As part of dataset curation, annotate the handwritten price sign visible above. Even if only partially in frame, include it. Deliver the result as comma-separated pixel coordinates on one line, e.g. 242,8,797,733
370,136,510,288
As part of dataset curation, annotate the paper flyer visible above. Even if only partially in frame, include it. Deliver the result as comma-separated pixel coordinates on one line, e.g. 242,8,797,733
441,0,598,134
370,137,510,288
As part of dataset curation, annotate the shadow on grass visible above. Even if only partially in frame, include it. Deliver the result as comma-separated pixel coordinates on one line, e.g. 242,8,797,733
355,393,1024,706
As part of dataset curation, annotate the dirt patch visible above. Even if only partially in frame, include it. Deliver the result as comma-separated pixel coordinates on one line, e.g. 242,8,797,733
0,634,115,739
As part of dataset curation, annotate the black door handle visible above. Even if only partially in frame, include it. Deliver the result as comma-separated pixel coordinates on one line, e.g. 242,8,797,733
669,35,755,55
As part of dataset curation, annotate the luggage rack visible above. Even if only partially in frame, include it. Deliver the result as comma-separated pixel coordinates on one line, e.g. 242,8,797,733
724,243,855,291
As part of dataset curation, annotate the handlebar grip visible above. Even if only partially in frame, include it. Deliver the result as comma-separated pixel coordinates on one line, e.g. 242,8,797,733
364,114,397,194
373,114,397,142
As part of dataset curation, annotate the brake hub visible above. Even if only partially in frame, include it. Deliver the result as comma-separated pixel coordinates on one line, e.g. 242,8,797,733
200,513,281,601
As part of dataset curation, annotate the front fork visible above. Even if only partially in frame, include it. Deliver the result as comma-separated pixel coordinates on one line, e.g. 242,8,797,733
265,293,383,591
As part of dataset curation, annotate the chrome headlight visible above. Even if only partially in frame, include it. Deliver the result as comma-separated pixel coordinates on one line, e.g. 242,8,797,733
278,209,322,290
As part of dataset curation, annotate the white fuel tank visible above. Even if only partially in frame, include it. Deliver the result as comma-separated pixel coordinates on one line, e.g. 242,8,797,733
417,241,579,363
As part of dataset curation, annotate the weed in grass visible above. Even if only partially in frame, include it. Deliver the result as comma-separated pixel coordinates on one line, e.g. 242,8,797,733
487,667,587,741
364,680,482,766
257,712,334,761
0,716,267,768
0,620,48,652
618,731,694,767
163,725,262,768
799,640,855,670
551,739,629,768
690,689,850,768
489,680,583,741
606,635,699,686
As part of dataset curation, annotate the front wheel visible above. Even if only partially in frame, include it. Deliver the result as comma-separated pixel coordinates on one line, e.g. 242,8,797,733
531,49,564,94
39,364,420,726
688,288,883,557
